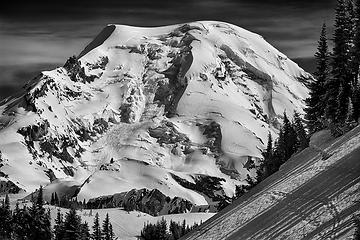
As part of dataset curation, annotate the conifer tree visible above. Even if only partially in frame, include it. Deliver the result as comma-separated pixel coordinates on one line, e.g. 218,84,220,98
80,222,91,240
0,194,12,238
54,209,64,240
258,132,274,179
54,192,59,206
305,23,329,133
12,203,22,239
264,132,273,160
12,205,32,239
158,218,169,240
36,186,44,208
62,208,82,240
273,128,285,167
293,111,309,150
102,213,112,240
354,0,360,82
29,186,52,240
92,212,102,240
109,223,114,240
170,220,182,239
347,0,357,81
181,219,187,236
352,82,360,120
51,193,55,205
352,0,360,121
328,0,353,123
282,112,298,160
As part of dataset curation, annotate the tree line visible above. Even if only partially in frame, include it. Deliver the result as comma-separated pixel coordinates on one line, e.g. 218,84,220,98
0,187,201,240
306,0,360,135
141,218,200,240
257,0,360,184
257,111,309,181
0,187,115,240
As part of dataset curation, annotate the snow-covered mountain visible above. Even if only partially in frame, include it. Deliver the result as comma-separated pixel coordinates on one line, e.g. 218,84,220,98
0,21,311,209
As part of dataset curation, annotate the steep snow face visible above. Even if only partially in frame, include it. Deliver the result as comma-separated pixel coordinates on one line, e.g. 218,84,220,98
0,21,310,206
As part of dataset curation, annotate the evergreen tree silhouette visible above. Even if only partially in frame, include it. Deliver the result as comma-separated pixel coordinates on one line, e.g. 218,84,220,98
305,23,329,133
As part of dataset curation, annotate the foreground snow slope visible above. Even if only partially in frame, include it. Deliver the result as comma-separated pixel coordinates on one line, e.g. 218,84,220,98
183,126,360,240
0,21,310,206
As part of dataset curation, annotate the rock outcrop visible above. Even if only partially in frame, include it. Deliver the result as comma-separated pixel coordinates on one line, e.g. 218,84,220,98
87,188,193,216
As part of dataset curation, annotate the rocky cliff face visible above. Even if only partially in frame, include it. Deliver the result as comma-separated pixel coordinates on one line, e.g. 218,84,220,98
87,188,193,216
0,21,310,210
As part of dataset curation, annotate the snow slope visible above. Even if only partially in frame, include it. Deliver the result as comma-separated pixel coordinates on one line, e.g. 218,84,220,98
183,126,360,240
0,21,310,208
47,207,214,240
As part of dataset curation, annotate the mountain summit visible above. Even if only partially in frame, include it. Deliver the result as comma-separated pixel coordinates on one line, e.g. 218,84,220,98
0,21,310,207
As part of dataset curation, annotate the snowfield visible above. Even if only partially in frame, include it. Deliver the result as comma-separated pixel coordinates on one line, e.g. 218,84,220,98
47,207,214,240
0,21,310,221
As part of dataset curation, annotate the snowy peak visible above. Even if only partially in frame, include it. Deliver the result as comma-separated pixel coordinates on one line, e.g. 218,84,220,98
0,21,310,207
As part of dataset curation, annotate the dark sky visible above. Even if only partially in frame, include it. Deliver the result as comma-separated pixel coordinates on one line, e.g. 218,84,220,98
0,0,337,99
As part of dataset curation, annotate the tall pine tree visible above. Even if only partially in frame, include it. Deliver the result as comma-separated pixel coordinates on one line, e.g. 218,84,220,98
54,209,64,240
29,186,52,240
328,0,353,123
62,208,82,240
305,23,329,133
0,194,12,238
293,111,309,150
352,0,360,121
353,0,360,82
80,222,91,240
92,212,102,240
282,112,298,161
102,213,113,240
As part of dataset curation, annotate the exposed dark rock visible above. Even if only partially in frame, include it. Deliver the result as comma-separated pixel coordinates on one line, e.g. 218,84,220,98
17,121,50,142
149,121,190,145
87,188,193,216
39,137,76,164
155,33,194,117
87,56,109,70
93,118,109,134
62,166,75,177
171,173,227,202
243,156,256,170
0,179,22,194
75,127,93,142
64,56,97,83
120,101,133,123
45,169,57,182
197,121,223,156
149,120,193,156
168,24,202,37
64,87,82,99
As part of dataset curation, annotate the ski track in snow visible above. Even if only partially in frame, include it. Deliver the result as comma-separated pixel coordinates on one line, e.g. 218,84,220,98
184,126,360,240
